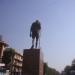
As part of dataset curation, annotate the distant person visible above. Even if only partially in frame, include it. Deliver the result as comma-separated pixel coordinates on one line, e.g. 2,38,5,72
30,20,41,49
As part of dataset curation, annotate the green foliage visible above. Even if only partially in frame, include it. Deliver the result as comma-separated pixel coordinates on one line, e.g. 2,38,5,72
44,63,49,75
44,63,60,75
2,48,15,65
62,65,71,75
64,65,71,72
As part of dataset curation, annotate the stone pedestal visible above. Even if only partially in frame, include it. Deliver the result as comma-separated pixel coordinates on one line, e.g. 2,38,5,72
22,49,44,75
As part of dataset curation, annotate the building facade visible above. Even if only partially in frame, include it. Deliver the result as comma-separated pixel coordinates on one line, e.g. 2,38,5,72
10,51,23,75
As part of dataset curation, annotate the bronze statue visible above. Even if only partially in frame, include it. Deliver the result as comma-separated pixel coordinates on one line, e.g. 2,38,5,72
30,20,41,49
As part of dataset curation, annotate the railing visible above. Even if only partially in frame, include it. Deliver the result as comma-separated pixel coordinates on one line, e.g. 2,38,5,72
11,72,22,75
0,72,22,75
0,72,7,75
0,70,9,75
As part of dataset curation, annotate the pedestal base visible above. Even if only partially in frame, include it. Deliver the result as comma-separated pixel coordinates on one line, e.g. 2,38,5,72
22,49,44,75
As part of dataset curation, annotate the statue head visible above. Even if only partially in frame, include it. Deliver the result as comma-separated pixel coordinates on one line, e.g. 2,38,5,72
35,20,40,24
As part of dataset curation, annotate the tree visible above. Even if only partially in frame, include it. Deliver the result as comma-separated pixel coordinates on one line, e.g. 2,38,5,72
44,63,60,75
64,65,71,75
44,63,49,75
2,48,15,69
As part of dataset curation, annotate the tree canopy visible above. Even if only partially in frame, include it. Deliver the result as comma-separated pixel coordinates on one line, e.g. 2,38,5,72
44,63,60,75
2,48,15,65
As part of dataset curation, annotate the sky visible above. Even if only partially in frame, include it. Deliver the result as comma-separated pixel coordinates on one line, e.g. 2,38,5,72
0,0,75,72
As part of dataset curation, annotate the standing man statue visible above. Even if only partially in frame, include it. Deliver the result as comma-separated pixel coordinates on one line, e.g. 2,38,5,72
30,20,41,49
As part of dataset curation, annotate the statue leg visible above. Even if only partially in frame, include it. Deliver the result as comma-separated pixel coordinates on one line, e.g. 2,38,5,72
32,38,34,47
36,37,38,48
31,38,34,49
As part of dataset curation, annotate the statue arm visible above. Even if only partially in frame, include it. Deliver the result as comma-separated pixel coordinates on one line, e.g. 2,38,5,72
39,23,41,30
30,23,34,37
30,26,32,37
38,29,41,38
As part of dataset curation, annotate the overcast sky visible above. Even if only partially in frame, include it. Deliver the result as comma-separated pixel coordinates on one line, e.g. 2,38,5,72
0,0,75,72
